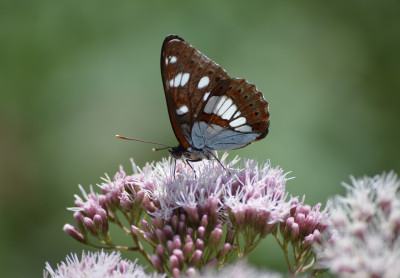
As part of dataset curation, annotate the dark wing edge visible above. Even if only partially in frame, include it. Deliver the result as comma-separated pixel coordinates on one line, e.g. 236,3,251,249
160,35,191,149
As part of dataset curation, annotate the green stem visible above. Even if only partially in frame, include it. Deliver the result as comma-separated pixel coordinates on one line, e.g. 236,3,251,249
274,234,293,273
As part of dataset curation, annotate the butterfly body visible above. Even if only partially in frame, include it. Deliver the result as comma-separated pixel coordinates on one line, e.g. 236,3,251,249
161,35,270,167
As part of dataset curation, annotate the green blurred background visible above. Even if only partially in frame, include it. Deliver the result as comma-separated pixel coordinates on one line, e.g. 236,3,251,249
1,0,399,277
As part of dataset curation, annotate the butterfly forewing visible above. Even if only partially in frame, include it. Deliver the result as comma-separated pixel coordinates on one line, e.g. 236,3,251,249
161,35,230,148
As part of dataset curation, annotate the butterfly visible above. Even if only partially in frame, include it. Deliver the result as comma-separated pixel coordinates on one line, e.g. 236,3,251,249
160,35,270,170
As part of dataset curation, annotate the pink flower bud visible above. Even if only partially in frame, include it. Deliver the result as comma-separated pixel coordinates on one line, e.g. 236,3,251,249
167,240,175,254
98,195,107,208
144,232,157,245
180,213,186,222
120,193,133,210
73,211,85,231
183,241,194,257
197,226,206,239
141,195,156,212
171,215,179,230
173,235,182,250
184,206,199,224
93,214,103,233
200,215,208,228
302,234,314,247
295,213,305,230
83,217,96,235
185,267,196,276
131,225,143,238
195,239,204,250
156,229,167,245
178,221,186,236
141,220,153,233
232,207,246,228
313,229,321,243
173,249,184,266
208,197,219,221
96,209,108,232
218,243,232,257
206,257,218,267
164,225,174,240
83,203,97,218
291,223,299,241
187,227,194,238
189,250,202,266
172,268,181,278
210,228,223,246
169,254,179,269
157,244,165,260
63,224,87,244
151,255,164,273
133,190,145,204
151,217,164,230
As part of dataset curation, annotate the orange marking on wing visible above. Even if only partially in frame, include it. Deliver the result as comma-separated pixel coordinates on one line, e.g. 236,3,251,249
233,91,240,98
242,104,250,111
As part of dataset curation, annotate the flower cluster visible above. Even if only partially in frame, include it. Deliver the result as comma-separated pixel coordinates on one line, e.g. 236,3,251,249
193,261,283,278
224,158,294,255
44,251,163,278
276,197,330,275
44,251,283,278
316,171,400,277
63,154,296,276
51,150,400,277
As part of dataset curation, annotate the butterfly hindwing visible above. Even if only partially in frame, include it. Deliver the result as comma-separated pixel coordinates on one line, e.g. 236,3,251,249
190,78,270,151
161,35,230,148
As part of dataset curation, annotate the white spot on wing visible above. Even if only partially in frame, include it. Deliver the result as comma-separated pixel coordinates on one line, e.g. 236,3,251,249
203,92,210,101
221,104,237,120
235,125,252,132
233,111,241,118
198,76,210,89
204,96,219,114
176,105,189,115
214,95,227,113
170,56,177,63
169,72,190,88
217,98,233,116
230,117,246,127
165,58,168,65
181,73,190,86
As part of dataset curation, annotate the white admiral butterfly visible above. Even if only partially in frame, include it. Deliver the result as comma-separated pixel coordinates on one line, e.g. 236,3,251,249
118,35,270,171
161,35,269,168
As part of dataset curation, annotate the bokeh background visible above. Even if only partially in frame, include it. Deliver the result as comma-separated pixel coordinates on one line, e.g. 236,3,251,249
1,0,399,277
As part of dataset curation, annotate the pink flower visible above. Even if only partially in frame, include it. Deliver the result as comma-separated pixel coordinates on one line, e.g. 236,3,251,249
316,171,400,277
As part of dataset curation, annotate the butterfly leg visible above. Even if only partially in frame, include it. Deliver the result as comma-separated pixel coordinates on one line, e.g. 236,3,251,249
186,159,201,178
208,152,231,175
173,159,177,179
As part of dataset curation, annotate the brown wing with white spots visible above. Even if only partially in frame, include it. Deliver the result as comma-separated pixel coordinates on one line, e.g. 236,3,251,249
161,35,230,148
197,78,270,143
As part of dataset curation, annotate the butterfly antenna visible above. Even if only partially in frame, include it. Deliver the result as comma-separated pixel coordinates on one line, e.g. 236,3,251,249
152,146,170,152
115,135,173,149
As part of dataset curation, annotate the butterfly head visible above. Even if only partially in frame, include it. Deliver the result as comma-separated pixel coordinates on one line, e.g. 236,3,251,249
168,145,186,160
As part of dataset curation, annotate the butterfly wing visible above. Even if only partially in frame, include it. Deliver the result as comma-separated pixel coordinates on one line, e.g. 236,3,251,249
190,78,270,151
161,35,230,149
